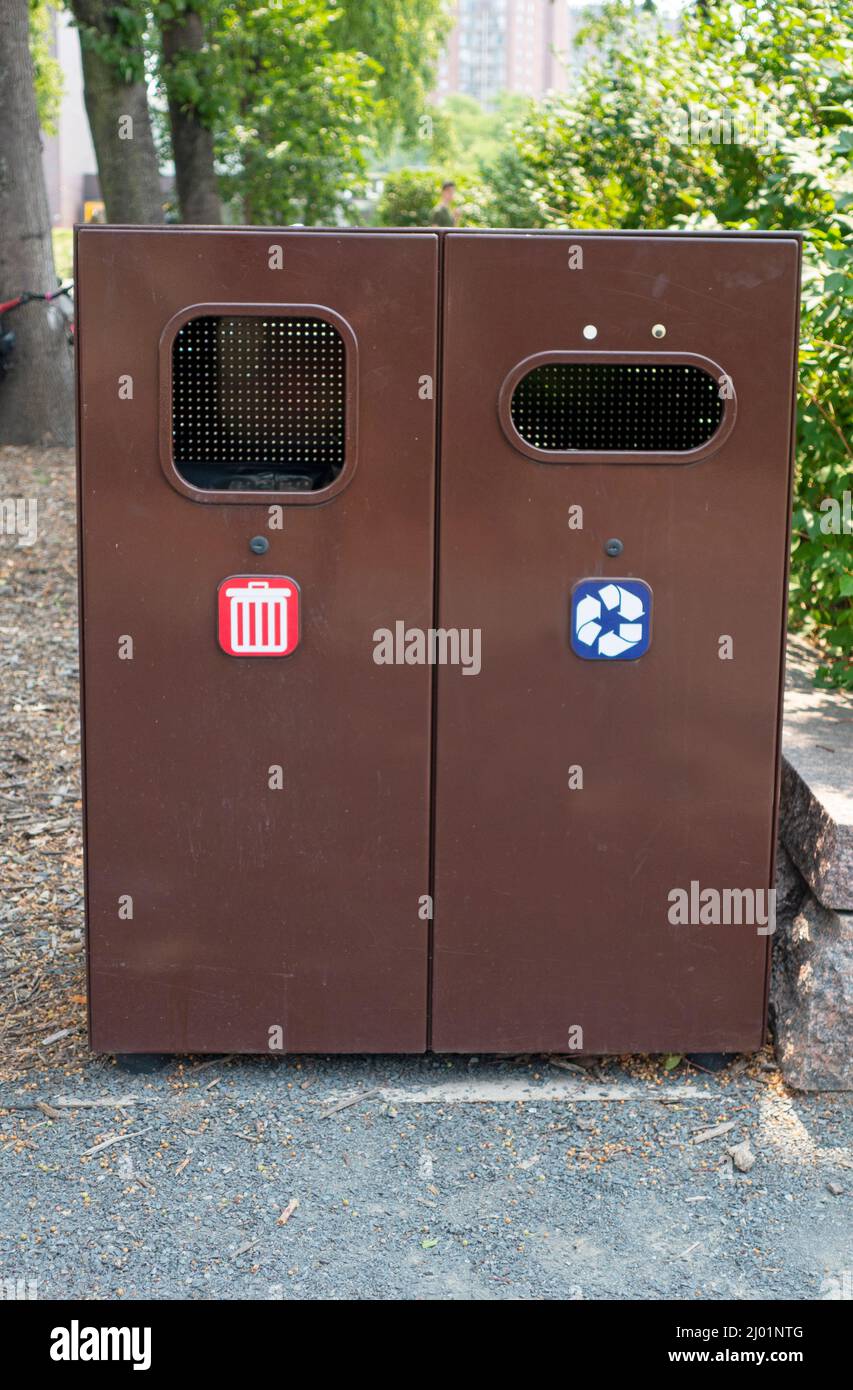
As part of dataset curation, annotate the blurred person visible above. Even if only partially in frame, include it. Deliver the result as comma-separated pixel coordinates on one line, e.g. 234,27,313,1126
430,181,457,226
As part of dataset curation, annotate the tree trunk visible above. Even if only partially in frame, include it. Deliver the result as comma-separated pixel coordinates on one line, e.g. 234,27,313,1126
69,0,165,224
160,7,222,223
0,0,75,445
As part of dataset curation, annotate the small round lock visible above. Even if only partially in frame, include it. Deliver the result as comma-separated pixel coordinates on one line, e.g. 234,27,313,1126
651,323,666,339
604,538,624,558
249,535,269,555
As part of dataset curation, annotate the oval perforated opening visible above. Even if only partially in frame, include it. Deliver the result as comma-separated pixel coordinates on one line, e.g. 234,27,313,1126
509,362,725,454
171,314,346,492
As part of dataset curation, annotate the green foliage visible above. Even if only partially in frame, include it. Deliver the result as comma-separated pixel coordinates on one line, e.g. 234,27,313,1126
145,0,381,224
51,227,74,280
375,168,439,226
328,0,451,145
211,1,381,224
438,92,532,175
474,142,550,228
146,1,449,226
74,2,448,226
30,0,64,133
66,0,151,87
792,176,852,687
375,93,534,226
485,0,853,684
154,1,223,130
380,92,536,218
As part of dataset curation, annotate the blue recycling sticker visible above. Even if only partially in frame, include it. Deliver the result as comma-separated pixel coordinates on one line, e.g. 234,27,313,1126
571,578,652,661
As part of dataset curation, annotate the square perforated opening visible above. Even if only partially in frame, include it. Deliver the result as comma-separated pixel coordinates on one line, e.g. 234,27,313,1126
509,363,725,453
172,315,346,492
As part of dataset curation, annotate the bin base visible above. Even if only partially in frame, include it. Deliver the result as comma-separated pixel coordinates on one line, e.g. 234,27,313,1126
686,1053,735,1073
114,1054,173,1075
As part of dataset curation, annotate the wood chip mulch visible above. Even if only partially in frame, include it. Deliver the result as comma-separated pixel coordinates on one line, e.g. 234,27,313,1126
0,446,87,1080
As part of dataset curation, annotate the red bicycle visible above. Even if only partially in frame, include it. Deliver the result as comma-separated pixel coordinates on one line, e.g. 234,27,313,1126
0,281,74,381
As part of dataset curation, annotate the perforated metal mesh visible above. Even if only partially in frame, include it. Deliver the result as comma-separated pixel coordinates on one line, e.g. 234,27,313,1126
172,315,345,491
510,363,724,453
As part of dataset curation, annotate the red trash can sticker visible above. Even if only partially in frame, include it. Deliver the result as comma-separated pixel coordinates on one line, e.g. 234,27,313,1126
217,576,300,657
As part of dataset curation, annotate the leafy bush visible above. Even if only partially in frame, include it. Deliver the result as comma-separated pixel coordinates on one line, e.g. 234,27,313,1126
375,168,489,227
375,169,443,226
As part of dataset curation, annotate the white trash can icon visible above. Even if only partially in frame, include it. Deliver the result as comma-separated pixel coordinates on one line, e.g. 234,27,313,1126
218,577,299,657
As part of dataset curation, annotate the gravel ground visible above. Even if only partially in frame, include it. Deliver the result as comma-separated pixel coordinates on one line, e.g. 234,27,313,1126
0,1054,851,1301
0,447,84,1080
0,447,850,1302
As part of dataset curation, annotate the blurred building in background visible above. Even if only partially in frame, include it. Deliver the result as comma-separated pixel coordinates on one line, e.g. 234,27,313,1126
41,7,100,226
434,0,601,105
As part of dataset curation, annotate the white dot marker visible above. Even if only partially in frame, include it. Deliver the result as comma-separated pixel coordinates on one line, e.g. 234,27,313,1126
583,324,598,340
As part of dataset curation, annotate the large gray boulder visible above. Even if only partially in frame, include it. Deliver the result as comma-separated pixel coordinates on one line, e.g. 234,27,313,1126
770,640,853,1090
772,845,853,1090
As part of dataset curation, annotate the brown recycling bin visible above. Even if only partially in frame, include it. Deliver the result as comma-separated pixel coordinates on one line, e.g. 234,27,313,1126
433,231,801,1054
76,227,801,1055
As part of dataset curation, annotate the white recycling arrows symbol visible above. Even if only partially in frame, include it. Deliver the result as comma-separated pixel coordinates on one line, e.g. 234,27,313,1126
575,583,646,657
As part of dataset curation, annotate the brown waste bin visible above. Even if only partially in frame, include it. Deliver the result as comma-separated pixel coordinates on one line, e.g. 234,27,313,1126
76,227,438,1053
